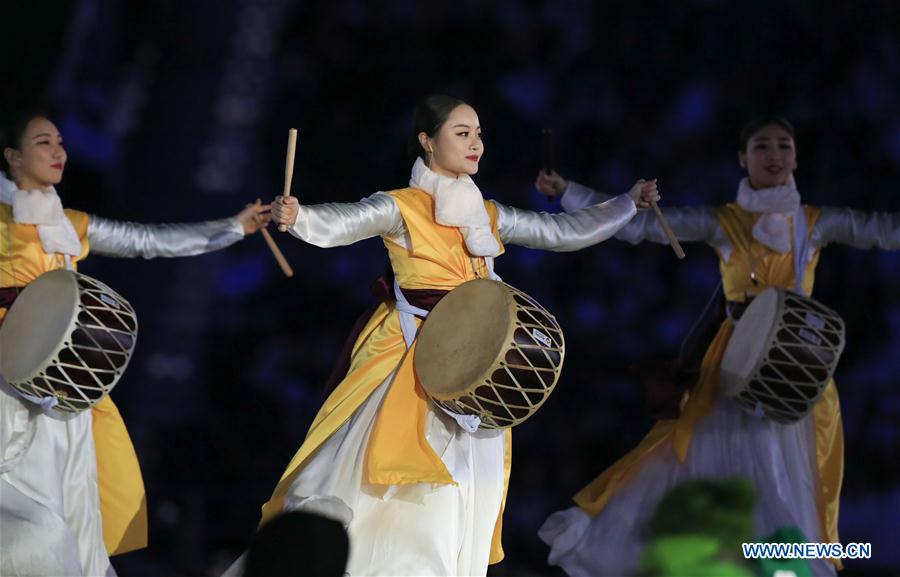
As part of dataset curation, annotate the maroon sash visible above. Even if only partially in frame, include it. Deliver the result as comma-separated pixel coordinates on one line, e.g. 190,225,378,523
0,287,22,311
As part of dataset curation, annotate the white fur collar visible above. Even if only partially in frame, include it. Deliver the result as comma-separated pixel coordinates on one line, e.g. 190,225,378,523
0,171,82,256
736,175,801,254
409,157,500,257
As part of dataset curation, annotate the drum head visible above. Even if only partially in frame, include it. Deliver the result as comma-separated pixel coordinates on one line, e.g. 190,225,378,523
0,270,79,382
414,279,511,399
720,288,782,396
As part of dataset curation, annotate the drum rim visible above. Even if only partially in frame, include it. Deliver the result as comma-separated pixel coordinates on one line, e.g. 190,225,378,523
414,278,515,400
720,288,784,397
0,270,80,382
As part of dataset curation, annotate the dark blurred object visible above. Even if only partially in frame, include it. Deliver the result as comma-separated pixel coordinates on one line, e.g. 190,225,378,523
542,128,554,202
632,357,692,420
634,293,726,419
243,511,349,577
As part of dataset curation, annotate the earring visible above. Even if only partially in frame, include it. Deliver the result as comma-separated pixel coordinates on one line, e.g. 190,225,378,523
427,146,434,168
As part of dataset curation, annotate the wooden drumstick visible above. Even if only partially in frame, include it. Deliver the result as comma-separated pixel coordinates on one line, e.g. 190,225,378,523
278,128,298,232
542,128,554,202
260,227,294,277
650,200,686,259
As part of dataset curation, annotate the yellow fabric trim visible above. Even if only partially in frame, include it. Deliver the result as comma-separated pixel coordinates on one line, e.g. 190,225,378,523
365,337,454,486
92,397,148,554
813,381,845,569
488,429,512,564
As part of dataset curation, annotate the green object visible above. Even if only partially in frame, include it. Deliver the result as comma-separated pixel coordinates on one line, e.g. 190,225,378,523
638,534,754,577
645,477,757,551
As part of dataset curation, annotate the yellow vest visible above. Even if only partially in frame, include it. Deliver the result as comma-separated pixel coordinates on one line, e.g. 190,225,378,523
262,188,512,563
0,203,148,555
715,203,821,300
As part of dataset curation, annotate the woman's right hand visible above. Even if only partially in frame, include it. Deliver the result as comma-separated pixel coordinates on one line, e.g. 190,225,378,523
628,179,660,209
272,195,300,227
535,170,568,197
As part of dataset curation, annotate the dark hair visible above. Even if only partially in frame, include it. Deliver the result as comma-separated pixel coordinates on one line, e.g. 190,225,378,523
739,115,795,152
0,109,51,173
407,94,470,162
243,510,349,577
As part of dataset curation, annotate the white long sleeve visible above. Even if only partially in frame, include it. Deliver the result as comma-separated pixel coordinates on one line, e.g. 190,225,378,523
811,206,900,250
494,194,637,252
560,181,727,247
87,216,245,258
289,192,405,248
288,189,638,254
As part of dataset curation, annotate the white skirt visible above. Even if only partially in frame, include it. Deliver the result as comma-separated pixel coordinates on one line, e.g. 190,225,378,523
0,382,114,577
539,397,836,577
226,372,507,577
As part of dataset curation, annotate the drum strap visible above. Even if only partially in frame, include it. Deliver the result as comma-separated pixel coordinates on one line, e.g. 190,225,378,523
471,256,501,283
393,280,430,348
792,205,809,296
0,286,23,309
7,385,60,411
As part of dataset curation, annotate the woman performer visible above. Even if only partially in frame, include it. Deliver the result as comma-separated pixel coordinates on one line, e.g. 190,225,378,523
535,116,900,576
0,111,271,576
226,94,660,577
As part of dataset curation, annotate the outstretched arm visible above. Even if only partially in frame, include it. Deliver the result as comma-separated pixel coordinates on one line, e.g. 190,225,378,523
271,192,405,248
88,201,270,258
89,216,243,258
495,193,636,252
812,206,900,250
538,173,725,247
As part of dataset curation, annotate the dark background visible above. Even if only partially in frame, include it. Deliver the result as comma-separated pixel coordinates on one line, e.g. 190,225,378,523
3,1,899,575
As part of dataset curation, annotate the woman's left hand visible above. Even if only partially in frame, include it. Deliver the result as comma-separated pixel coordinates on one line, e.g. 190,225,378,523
237,198,273,234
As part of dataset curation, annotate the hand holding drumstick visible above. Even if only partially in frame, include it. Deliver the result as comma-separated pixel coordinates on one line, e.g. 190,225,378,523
278,128,298,232
250,128,300,277
535,171,685,259
238,198,294,277
627,179,686,259
271,127,301,230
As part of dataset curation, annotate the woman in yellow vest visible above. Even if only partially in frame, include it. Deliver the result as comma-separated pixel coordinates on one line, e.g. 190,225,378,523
535,116,900,576
0,112,271,577
227,95,659,577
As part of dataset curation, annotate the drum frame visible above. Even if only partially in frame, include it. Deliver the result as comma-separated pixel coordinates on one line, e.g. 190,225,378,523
0,270,138,413
415,279,565,429
721,288,845,424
